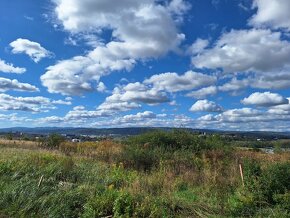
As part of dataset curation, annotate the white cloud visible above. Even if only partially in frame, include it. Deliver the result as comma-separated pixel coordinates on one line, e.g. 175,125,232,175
217,72,290,95
42,0,187,95
241,92,289,107
98,101,141,112
186,86,218,99
250,0,290,31
90,113,194,128
218,78,248,92
0,78,39,92
145,71,216,92
191,29,290,73
268,98,290,115
41,56,95,95
98,82,169,112
0,94,71,112
123,111,156,121
38,105,121,125
10,38,53,63
197,114,216,121
116,82,170,104
187,38,209,55
197,107,290,131
167,0,191,16
52,99,72,105
190,99,223,112
198,108,265,124
96,82,107,93
220,108,263,119
0,113,31,124
250,72,290,90
64,106,111,120
0,59,26,74
38,116,65,124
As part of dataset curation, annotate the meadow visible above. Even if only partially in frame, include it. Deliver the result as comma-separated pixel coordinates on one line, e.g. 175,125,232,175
0,130,289,217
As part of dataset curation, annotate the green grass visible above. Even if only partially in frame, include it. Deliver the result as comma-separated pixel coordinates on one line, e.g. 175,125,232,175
0,130,289,217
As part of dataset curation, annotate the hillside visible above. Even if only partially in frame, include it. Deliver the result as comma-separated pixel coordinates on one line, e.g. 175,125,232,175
0,130,289,217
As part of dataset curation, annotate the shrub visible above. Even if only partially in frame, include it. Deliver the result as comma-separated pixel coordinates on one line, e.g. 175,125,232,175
258,162,290,205
126,130,229,153
126,130,196,149
229,161,290,216
118,144,160,171
40,134,65,149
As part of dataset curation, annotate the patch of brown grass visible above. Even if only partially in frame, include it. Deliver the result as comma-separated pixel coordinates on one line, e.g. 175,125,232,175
0,139,39,150
235,149,290,165
59,140,124,162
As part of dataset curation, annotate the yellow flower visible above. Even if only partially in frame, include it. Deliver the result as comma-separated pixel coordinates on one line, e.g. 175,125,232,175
108,184,114,190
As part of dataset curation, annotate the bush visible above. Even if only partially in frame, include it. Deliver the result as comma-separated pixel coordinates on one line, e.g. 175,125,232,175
259,162,290,205
40,134,65,149
118,144,160,171
126,130,228,152
229,161,290,216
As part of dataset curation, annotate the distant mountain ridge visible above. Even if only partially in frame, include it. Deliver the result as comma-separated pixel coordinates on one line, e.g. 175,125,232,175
0,127,289,139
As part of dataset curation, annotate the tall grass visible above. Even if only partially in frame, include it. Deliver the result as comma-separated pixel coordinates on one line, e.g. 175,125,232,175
0,130,289,217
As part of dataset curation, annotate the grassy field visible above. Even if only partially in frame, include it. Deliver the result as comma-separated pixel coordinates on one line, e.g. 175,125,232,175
0,131,289,217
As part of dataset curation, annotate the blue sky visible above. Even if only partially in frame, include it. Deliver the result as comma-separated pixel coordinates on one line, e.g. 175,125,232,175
1,0,290,131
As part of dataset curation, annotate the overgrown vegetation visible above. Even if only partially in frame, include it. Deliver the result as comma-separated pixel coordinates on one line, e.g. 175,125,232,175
0,130,289,217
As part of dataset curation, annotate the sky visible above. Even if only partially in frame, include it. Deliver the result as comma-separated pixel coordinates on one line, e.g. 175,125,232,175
0,0,290,131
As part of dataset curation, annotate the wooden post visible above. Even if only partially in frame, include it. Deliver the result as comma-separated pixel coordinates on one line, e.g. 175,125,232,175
239,164,244,187
38,175,44,187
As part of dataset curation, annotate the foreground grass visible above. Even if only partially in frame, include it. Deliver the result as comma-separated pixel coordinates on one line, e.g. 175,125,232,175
0,131,289,217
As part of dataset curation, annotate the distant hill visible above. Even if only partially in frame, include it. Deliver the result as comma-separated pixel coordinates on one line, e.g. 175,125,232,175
0,127,289,139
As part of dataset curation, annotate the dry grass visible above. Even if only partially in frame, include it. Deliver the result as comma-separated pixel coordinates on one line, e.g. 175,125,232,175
0,139,39,150
235,149,290,164
0,134,289,217
59,140,124,162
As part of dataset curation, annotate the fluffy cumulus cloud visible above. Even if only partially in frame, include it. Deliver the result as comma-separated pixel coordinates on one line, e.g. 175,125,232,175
196,106,290,131
41,0,188,95
0,94,71,112
216,72,290,95
198,108,271,126
86,113,194,128
38,106,98,124
250,0,290,31
218,78,248,93
0,59,26,74
144,71,216,92
186,86,218,99
0,113,31,124
190,99,223,112
96,82,107,93
251,72,290,90
10,38,53,63
167,0,191,16
0,78,39,92
268,98,290,115
187,38,209,55
191,29,290,73
64,106,111,120
41,56,95,95
98,82,169,112
241,92,289,107
38,108,155,126
123,111,156,120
